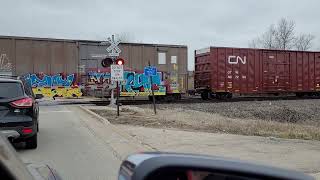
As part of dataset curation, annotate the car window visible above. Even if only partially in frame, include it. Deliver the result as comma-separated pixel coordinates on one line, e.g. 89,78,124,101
22,82,33,97
0,82,24,99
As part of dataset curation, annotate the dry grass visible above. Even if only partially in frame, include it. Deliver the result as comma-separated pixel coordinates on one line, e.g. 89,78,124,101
92,106,320,141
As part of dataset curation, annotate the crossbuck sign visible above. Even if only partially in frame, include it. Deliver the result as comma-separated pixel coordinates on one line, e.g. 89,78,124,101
106,35,121,57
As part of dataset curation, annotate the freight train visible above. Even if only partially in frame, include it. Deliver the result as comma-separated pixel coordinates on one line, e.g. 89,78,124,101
195,47,320,100
2,36,320,101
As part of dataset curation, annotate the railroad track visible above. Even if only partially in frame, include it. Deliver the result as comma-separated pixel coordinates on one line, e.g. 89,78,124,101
90,95,320,106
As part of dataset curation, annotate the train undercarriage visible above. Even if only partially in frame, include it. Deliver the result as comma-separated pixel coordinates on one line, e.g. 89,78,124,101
198,89,320,100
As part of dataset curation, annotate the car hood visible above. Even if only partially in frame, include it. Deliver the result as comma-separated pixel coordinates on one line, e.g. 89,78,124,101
25,163,62,180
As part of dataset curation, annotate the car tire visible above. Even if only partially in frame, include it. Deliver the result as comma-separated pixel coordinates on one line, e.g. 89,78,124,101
25,134,37,149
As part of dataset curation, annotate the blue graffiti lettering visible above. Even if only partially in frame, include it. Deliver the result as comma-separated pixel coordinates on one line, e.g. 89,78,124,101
25,73,75,87
86,71,165,94
123,72,162,92
88,72,111,84
52,74,74,86
124,72,134,92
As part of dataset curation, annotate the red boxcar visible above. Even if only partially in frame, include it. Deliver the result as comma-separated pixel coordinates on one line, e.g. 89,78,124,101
194,47,320,99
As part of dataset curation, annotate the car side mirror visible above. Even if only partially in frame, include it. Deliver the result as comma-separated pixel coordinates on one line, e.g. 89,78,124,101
35,94,44,99
118,152,314,180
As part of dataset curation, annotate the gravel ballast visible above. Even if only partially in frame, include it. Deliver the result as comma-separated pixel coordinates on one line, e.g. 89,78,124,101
91,99,320,140
138,99,320,125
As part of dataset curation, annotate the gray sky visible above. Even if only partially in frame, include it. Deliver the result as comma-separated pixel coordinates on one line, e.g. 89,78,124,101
1,0,319,70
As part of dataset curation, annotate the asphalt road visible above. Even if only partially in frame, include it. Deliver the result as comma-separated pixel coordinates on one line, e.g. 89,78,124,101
16,105,123,180
14,102,320,180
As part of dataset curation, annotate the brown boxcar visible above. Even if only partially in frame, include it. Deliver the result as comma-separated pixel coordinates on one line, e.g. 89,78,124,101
0,35,188,98
0,36,79,75
79,41,188,97
195,47,320,99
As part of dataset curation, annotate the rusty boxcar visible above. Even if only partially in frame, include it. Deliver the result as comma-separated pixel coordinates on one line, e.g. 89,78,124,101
195,47,320,99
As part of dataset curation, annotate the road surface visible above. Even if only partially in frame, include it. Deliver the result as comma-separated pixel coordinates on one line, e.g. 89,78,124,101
15,103,320,179
17,104,143,180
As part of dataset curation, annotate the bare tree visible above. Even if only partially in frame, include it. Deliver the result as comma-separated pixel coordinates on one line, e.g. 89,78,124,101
261,25,277,49
274,18,296,50
294,34,315,51
249,25,277,49
249,18,314,51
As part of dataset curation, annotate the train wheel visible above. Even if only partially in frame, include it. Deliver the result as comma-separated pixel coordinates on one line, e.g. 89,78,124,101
155,96,161,101
174,94,181,100
307,92,317,96
216,93,231,100
296,92,304,97
215,93,224,100
165,95,174,102
201,91,209,100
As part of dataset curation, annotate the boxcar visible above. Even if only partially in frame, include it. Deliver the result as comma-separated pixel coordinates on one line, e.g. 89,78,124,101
195,47,320,99
80,41,188,99
0,35,188,99
0,36,79,75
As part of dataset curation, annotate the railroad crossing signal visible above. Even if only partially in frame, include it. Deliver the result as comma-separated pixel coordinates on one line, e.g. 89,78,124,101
94,35,124,115
106,35,121,57
101,58,113,67
116,58,125,65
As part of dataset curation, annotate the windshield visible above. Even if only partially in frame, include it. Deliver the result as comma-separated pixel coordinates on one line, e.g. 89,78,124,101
0,82,24,99
1,1,320,180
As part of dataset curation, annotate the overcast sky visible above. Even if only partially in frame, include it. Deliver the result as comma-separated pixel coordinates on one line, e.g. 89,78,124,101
1,0,319,70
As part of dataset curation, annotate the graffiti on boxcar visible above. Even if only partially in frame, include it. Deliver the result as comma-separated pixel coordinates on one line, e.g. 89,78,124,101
26,73,75,87
87,72,111,84
122,71,165,96
32,87,82,98
25,73,82,98
86,71,166,96
0,54,12,73
168,63,179,93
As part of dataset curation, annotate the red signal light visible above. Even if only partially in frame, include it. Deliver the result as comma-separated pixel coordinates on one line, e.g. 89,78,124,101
116,58,124,65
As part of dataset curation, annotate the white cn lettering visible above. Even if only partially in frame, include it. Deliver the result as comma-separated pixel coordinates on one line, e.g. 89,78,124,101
228,56,246,65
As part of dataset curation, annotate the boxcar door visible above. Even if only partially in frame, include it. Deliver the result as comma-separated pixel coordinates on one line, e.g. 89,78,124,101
263,51,290,92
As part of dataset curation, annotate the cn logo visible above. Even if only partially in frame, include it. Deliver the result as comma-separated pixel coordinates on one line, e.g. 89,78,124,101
228,56,246,64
